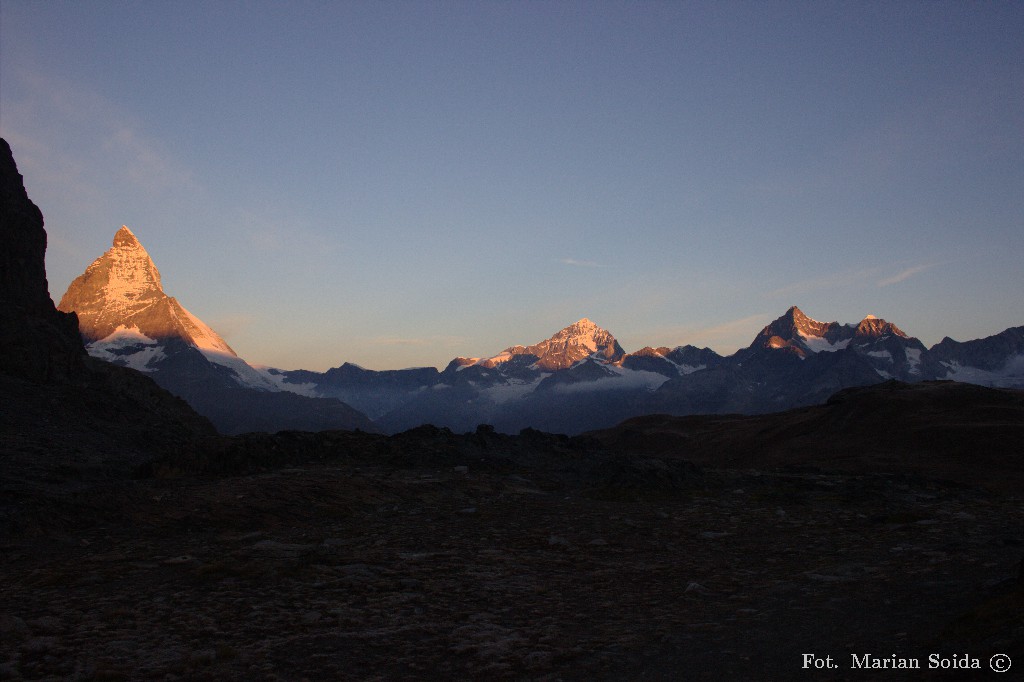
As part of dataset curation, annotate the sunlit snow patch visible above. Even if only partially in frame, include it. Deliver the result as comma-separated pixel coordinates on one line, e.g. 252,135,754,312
197,348,306,393
87,325,165,372
799,332,851,353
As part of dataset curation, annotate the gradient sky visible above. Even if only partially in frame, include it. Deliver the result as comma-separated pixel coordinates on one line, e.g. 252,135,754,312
2,1,1022,371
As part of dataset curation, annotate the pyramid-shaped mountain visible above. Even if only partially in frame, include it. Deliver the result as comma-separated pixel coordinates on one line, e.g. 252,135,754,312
58,226,375,435
749,306,854,356
59,226,235,354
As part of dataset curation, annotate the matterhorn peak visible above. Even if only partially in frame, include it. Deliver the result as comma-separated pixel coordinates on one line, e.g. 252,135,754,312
113,224,141,248
58,226,236,356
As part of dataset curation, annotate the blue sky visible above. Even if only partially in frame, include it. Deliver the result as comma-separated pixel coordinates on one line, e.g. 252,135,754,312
2,0,1022,371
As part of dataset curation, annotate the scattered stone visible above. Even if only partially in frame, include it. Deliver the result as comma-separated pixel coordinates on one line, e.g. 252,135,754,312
26,616,62,634
0,614,28,640
0,434,1020,681
248,540,316,558
804,573,856,583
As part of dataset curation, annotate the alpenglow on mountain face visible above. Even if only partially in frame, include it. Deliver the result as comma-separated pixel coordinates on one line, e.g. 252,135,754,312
279,306,1022,435
748,306,914,358
58,229,1024,438
58,226,235,355
477,318,626,371
57,226,375,435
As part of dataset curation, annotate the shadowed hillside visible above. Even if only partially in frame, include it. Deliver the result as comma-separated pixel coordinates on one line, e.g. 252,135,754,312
588,379,1024,492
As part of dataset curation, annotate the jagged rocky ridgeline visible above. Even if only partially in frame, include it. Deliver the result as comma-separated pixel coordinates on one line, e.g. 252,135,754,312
57,221,1024,436
277,306,1023,435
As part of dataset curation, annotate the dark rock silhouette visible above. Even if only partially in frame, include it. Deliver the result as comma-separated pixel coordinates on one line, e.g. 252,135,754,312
0,137,216,531
0,138,85,381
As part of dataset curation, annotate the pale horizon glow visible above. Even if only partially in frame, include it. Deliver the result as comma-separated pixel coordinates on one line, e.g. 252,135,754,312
2,1,1022,371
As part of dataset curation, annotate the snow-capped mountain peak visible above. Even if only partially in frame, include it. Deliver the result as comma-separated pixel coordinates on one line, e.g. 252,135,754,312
751,306,843,355
853,315,908,340
58,226,236,357
751,306,918,357
549,318,603,348
113,224,141,248
478,318,626,371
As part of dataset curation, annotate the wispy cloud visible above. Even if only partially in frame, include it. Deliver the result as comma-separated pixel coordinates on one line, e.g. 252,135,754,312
3,69,197,199
763,267,879,298
559,258,604,268
765,260,943,297
877,263,935,287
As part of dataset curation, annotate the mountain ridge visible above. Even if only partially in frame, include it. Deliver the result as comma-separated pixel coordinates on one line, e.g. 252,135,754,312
54,226,1023,437
267,306,1021,435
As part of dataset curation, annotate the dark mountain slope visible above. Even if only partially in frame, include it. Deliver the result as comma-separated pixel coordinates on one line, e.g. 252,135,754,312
588,380,1024,492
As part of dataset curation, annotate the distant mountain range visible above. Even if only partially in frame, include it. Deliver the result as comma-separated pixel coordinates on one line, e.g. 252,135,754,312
59,227,1024,435
287,306,1023,434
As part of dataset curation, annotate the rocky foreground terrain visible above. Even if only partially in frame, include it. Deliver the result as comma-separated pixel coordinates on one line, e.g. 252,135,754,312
2,410,1023,681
